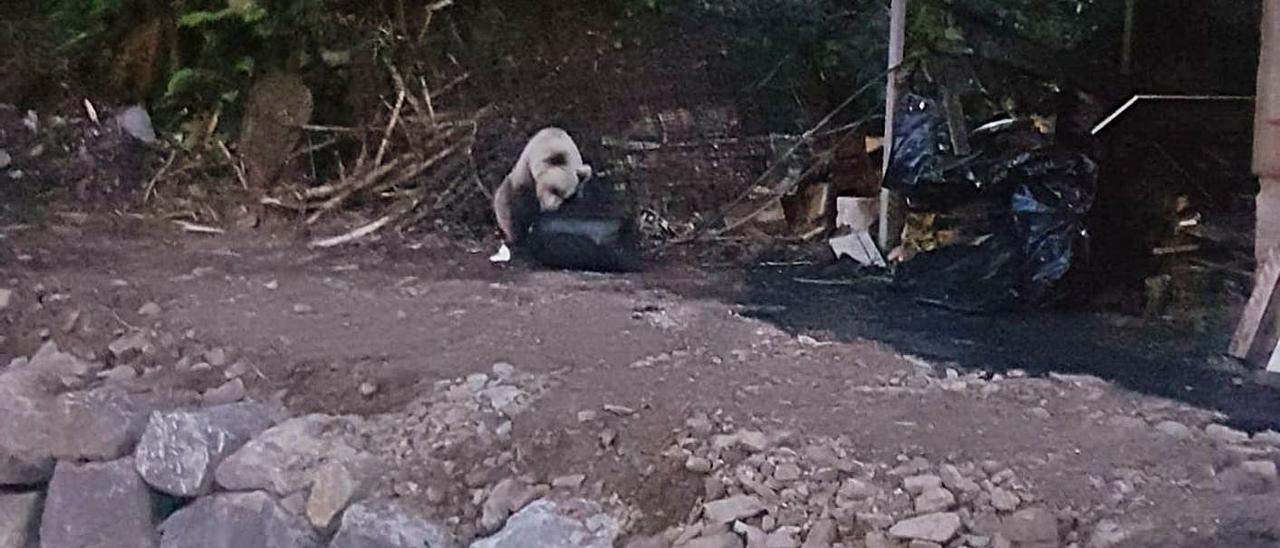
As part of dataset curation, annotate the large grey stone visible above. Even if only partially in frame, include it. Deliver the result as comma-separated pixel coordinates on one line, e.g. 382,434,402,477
215,414,367,496
888,513,961,544
0,344,177,461
329,500,456,548
0,492,42,548
470,499,618,548
0,453,53,486
160,491,319,548
40,458,156,548
135,402,278,496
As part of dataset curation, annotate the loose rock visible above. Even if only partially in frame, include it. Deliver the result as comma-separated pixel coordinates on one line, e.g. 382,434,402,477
800,519,836,548
203,378,247,405
307,460,372,529
939,465,979,494
138,302,163,316
480,478,546,532
999,507,1058,546
136,402,278,497
914,487,956,513
216,414,367,496
0,289,11,311
676,533,744,548
1154,421,1193,440
330,500,456,548
903,475,942,495
470,499,618,548
685,457,713,474
1205,424,1249,445
989,487,1020,512
0,491,42,548
703,495,766,524
888,512,961,543
41,458,156,548
159,491,320,548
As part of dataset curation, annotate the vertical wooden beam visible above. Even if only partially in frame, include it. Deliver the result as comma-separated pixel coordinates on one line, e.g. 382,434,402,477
1120,0,1136,74
879,0,909,252
1257,0,1280,265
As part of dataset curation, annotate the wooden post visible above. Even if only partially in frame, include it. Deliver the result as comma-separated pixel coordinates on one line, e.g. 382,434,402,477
1120,0,1136,74
1257,0,1280,267
879,0,908,252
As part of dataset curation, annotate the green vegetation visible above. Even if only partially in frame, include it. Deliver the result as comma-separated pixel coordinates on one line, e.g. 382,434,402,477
35,0,1152,136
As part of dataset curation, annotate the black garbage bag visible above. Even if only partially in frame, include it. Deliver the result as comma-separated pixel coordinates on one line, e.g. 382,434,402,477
896,149,1098,311
895,232,1025,313
525,213,643,272
882,95,994,209
1005,150,1098,297
523,173,643,272
883,95,951,194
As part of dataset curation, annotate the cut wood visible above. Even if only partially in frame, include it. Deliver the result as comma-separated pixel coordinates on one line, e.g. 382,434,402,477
172,220,226,235
1230,250,1280,360
308,215,394,248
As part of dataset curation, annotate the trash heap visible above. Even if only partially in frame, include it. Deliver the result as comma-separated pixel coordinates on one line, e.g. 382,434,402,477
885,95,1099,313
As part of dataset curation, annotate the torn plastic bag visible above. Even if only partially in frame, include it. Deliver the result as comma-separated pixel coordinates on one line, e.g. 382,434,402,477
1005,150,1098,297
882,95,988,208
895,232,1025,313
896,149,1097,311
883,95,950,194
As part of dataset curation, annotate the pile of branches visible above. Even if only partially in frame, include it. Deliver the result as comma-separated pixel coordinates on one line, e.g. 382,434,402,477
264,67,491,248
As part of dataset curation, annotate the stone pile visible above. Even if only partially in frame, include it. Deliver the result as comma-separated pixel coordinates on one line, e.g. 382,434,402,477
632,413,1084,548
0,342,597,548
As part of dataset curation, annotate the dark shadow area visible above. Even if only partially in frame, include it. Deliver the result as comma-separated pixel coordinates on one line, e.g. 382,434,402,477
739,265,1280,433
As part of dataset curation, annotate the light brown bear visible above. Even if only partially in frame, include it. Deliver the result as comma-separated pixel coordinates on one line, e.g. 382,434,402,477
492,127,593,244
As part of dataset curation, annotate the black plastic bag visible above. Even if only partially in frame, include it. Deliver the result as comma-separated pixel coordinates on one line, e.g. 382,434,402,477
882,95,995,209
883,95,951,195
895,232,1025,313
523,173,643,272
525,213,643,272
1005,150,1098,296
896,149,1098,311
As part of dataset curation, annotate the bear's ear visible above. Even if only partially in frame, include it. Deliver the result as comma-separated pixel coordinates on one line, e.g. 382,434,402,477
577,165,594,181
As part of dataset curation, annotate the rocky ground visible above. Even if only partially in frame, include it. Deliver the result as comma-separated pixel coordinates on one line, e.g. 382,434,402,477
2,213,1280,548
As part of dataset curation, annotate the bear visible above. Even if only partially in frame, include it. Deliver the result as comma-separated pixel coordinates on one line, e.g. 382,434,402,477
492,127,593,245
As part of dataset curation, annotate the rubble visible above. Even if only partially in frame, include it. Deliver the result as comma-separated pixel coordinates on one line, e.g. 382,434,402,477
215,414,369,496
470,499,618,548
703,495,767,524
135,402,279,497
888,513,961,543
41,458,156,548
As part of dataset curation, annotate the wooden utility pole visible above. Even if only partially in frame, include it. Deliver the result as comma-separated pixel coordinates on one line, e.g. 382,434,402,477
879,0,908,252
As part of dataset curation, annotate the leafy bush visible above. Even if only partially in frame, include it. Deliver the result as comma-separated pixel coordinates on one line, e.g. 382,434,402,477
48,0,349,143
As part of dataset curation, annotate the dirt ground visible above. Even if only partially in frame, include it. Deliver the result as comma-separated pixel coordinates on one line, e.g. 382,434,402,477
3,209,1280,546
